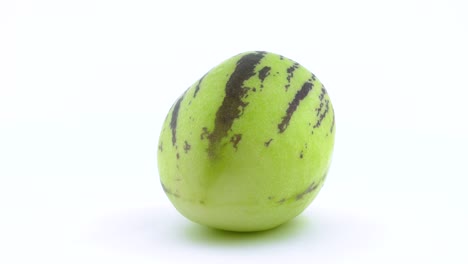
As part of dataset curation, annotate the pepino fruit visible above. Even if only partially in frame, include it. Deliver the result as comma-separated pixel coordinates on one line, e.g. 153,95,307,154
157,51,335,232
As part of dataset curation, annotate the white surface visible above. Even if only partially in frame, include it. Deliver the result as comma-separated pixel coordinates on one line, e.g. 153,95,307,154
1,0,468,263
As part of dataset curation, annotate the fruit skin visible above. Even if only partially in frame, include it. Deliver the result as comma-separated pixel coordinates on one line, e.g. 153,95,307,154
158,51,335,232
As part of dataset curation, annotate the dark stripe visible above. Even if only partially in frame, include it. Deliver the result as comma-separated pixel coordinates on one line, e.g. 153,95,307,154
161,181,171,194
285,62,299,90
170,91,187,146
230,134,242,150
330,107,335,133
161,181,180,198
258,66,271,82
207,52,265,157
193,74,206,98
315,85,328,116
313,99,329,128
278,81,314,133
296,181,319,200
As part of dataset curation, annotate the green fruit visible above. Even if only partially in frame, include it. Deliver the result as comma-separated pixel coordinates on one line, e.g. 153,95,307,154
157,51,335,232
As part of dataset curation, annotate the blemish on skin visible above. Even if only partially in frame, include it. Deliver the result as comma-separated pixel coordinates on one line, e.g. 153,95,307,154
199,200,205,205
158,142,163,152
300,150,304,159
277,198,286,204
264,138,273,147
184,140,191,153
176,153,180,159
268,196,274,200
200,127,209,140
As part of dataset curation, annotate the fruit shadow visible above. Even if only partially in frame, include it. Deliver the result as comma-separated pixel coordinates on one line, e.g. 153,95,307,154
89,206,320,251
183,215,316,247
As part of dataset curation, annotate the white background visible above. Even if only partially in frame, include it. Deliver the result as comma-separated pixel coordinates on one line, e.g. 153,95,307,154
1,0,468,263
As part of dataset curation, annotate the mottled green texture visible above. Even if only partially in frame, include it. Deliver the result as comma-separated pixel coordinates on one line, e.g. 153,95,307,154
158,51,335,232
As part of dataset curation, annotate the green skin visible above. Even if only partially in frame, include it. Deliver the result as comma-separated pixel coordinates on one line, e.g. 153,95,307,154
158,51,335,232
